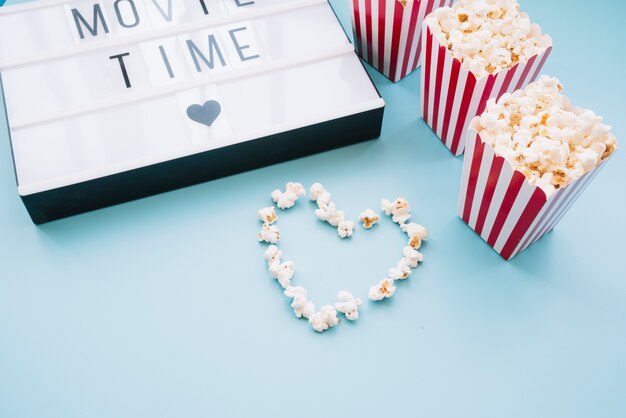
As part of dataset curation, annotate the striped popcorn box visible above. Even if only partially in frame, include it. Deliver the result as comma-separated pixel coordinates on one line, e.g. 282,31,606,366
350,0,453,83
420,24,552,156
458,119,614,261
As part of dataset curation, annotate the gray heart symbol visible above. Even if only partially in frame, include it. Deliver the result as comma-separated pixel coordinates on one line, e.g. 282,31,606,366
186,100,222,127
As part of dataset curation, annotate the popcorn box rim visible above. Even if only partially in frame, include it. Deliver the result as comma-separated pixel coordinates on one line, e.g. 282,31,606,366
423,19,553,84
467,116,618,203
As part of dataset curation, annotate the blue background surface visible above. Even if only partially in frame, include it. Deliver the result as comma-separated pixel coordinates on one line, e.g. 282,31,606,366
1,1,625,417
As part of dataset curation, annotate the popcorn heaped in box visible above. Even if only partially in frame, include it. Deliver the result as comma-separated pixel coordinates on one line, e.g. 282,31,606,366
420,0,552,156
458,76,618,260
350,0,454,82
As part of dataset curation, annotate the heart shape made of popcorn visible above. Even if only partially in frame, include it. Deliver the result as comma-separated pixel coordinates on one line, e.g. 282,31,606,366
257,182,429,333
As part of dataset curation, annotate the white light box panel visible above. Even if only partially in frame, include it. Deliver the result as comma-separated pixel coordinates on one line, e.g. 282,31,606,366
0,0,385,224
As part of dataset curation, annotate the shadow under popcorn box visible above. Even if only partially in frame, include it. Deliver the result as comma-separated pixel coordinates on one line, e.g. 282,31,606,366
457,119,617,261
420,24,552,156
350,0,454,83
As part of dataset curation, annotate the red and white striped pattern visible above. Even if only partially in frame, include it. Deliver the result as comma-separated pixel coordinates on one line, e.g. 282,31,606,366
458,122,610,260
350,0,452,82
420,25,552,156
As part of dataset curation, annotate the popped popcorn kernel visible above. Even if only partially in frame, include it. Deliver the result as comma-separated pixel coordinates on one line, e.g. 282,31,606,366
309,183,333,208
337,220,355,239
388,258,413,280
271,182,305,209
381,198,394,216
271,190,298,210
286,182,305,198
402,222,429,248
315,202,341,223
359,209,380,229
284,286,316,319
393,197,410,212
258,223,280,244
382,197,412,224
263,245,282,264
257,206,277,225
401,222,429,240
315,201,348,228
269,259,295,289
408,236,422,249
392,212,412,225
309,305,340,332
403,246,424,268
316,191,332,207
335,291,363,321
368,278,397,301
309,182,326,201
270,189,282,203
477,76,618,197
326,209,346,227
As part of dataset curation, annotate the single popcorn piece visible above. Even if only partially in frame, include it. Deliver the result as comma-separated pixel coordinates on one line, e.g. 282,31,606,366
271,189,298,210
315,201,336,221
270,189,282,202
309,182,326,201
392,197,410,214
269,259,295,288
315,202,346,227
392,212,412,225
401,222,429,249
381,197,412,224
402,222,429,239
368,278,397,301
257,206,277,225
381,198,394,216
271,182,305,209
326,209,346,227
309,183,331,208
388,258,413,280
258,223,280,244
335,291,363,321
408,236,422,249
316,191,332,207
477,76,618,197
309,305,340,332
337,220,355,239
263,245,282,265
286,182,305,198
424,0,551,79
359,209,380,229
284,286,316,319
403,246,424,268
309,183,332,208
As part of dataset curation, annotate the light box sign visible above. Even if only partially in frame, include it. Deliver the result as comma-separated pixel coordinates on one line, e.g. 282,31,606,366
0,0,384,224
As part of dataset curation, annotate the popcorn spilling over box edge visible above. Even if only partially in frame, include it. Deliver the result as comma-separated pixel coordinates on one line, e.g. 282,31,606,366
420,0,552,156
350,0,454,83
458,76,618,260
